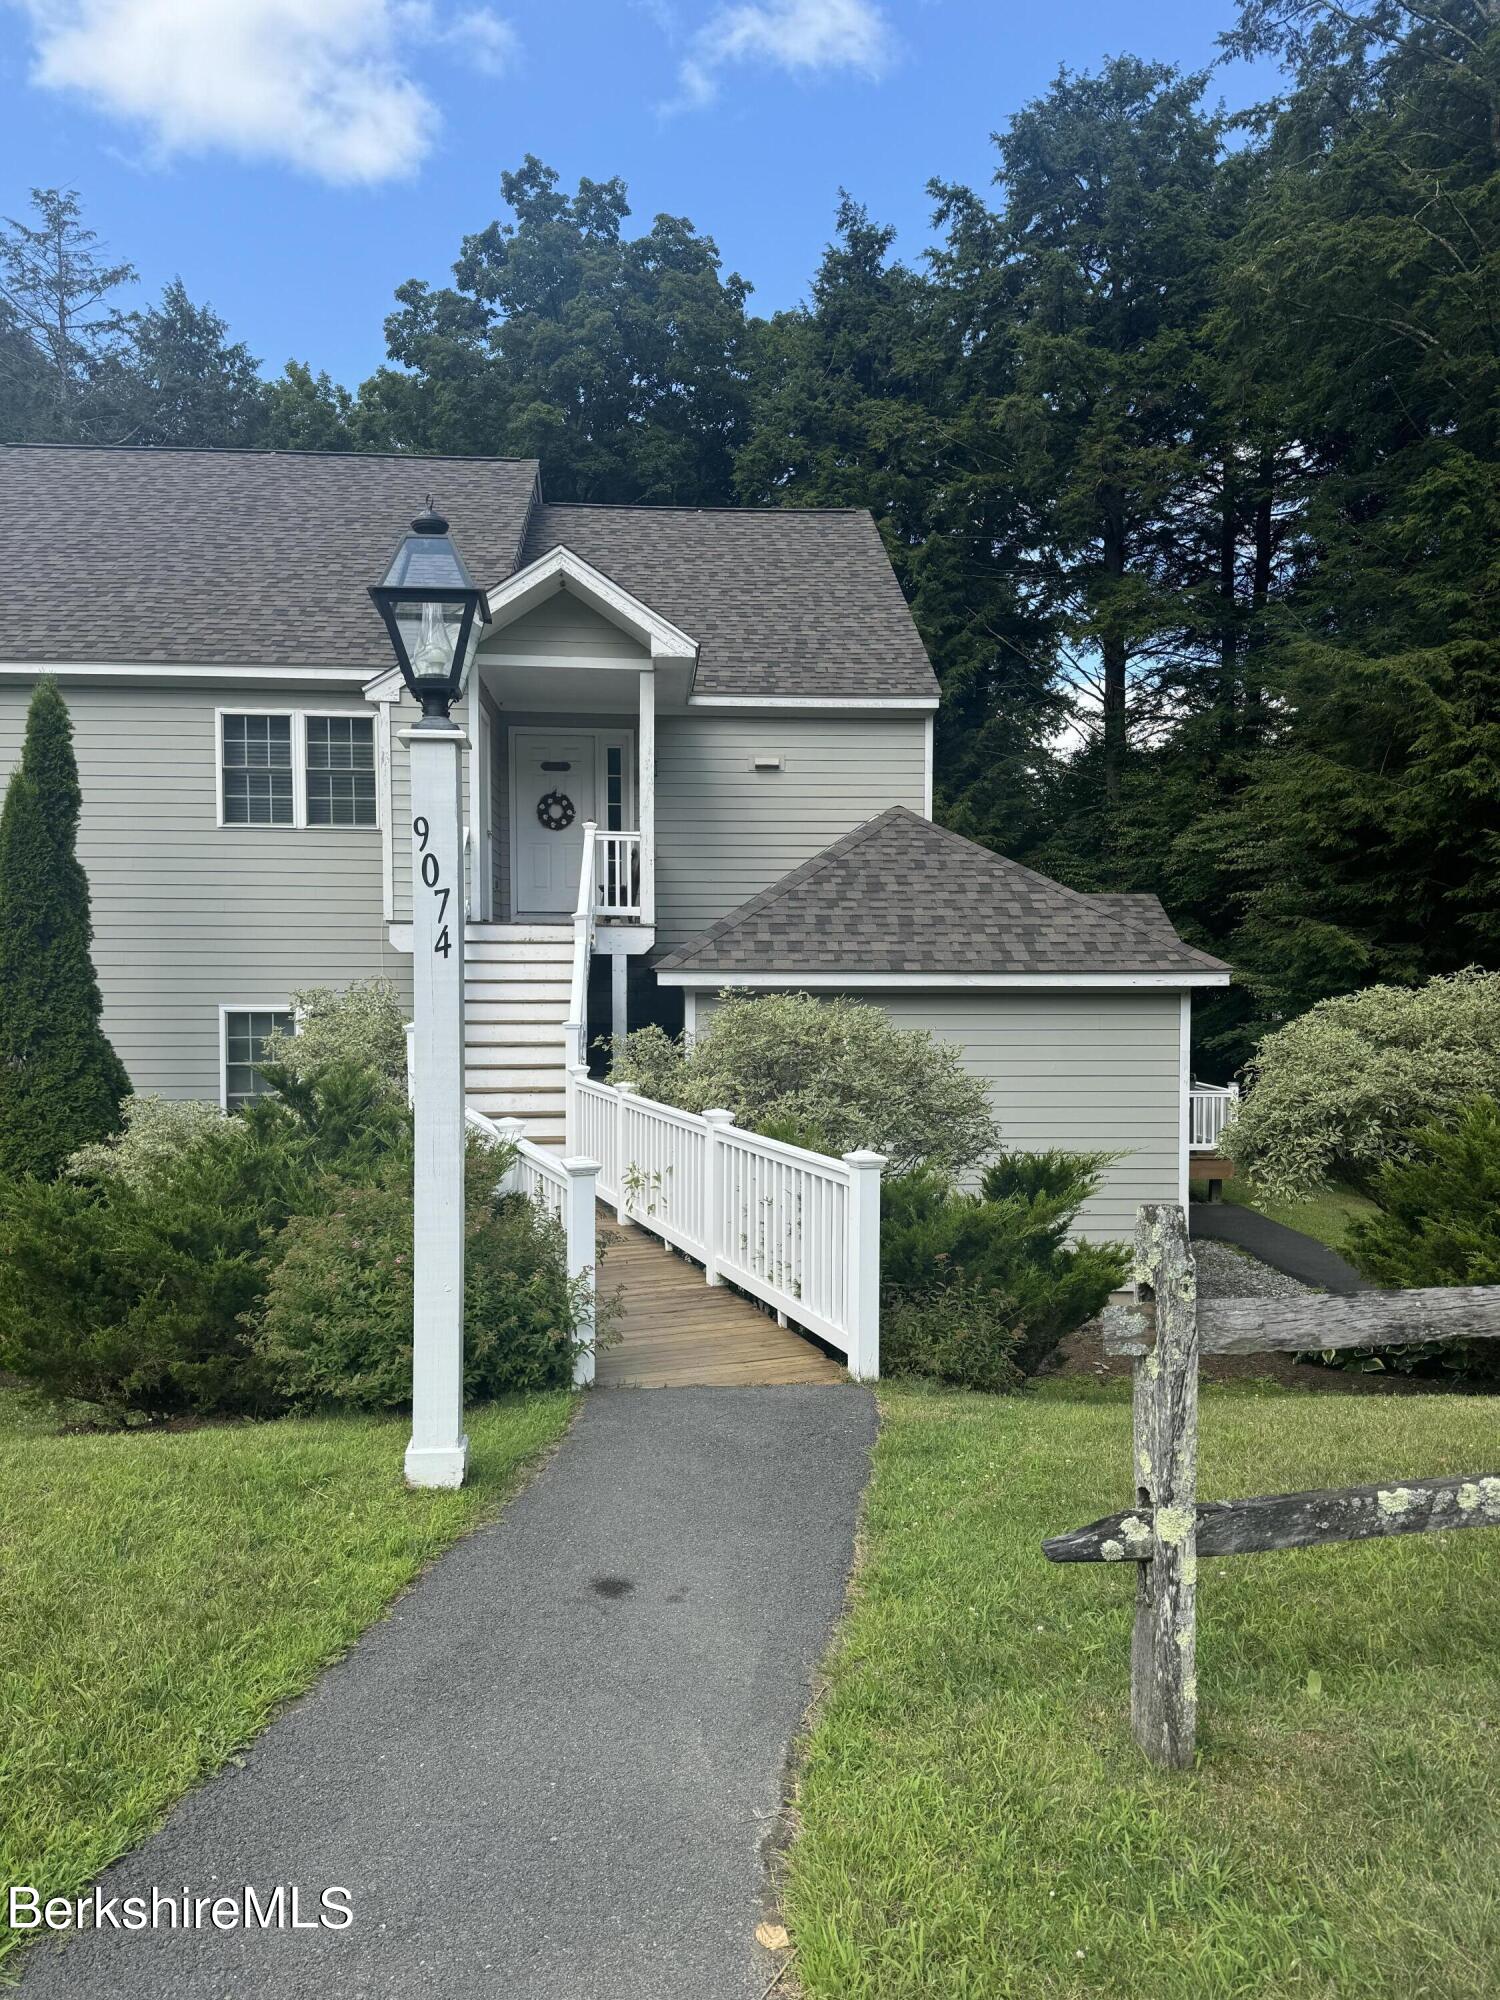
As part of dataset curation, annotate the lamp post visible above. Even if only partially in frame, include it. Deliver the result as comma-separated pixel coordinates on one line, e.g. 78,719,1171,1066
370,504,488,1488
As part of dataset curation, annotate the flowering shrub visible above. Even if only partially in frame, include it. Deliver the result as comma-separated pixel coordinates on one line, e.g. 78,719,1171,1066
1228,969,1500,1198
260,978,410,1099
610,991,1000,1175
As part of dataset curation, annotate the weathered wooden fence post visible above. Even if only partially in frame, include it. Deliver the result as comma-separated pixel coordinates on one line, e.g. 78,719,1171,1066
1130,1203,1199,1769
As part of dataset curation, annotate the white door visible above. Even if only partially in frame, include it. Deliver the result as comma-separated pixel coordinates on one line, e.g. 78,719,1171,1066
512,730,597,916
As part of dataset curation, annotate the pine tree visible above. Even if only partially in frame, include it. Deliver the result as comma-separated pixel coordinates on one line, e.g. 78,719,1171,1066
0,681,129,1177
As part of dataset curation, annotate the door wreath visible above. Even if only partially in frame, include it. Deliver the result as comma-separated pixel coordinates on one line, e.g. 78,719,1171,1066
536,789,576,832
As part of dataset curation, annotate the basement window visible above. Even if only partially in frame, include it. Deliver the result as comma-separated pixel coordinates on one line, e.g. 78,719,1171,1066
222,1008,294,1112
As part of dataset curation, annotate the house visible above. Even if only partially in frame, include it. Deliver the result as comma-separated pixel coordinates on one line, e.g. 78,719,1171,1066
0,443,1229,1240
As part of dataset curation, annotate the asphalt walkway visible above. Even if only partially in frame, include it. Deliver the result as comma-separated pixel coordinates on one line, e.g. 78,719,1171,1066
1189,1201,1371,1293
19,1386,876,2000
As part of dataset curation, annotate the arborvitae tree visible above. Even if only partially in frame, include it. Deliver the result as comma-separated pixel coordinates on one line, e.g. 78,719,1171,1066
0,681,129,1177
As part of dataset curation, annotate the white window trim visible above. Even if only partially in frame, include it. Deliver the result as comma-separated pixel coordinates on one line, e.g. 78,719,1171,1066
218,1002,295,1111
215,704,381,831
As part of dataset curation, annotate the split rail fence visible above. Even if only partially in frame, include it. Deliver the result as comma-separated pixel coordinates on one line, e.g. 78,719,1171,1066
1044,1202,1500,1768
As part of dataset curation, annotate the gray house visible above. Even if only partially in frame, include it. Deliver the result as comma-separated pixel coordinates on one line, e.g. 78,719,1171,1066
0,443,1229,1240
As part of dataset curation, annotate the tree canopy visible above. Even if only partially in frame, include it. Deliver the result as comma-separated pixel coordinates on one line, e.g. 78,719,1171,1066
2,1,1496,1070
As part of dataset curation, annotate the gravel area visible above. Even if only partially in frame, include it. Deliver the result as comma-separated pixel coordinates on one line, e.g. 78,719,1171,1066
1191,1239,1314,1300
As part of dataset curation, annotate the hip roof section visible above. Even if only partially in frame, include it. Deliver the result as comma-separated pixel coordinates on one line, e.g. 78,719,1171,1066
656,808,1231,981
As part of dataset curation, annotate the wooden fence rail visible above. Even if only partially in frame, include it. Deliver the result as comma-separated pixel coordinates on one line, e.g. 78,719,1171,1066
1044,1203,1500,1768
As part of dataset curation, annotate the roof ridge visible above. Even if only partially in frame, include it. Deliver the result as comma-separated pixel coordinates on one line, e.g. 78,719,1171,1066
0,442,540,466
534,499,872,518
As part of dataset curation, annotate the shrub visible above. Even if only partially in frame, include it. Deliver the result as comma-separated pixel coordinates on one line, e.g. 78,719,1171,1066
258,1134,590,1407
880,1155,1127,1384
0,679,130,1177
611,992,1000,1175
1340,1096,1500,1384
0,1062,411,1421
259,979,409,1098
881,1281,1026,1394
68,1095,246,1191
1229,969,1500,1198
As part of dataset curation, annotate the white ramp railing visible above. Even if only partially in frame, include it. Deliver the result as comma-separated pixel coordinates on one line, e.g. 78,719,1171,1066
568,1069,882,1378
465,1105,600,1388
1190,1081,1239,1152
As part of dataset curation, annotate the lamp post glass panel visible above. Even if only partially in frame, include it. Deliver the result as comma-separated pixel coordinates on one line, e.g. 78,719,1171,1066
369,507,489,1488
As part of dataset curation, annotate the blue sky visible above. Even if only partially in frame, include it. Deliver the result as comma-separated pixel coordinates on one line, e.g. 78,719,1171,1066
1,1,1280,391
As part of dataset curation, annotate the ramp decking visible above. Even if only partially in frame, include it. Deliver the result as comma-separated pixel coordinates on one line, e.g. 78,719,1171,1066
597,1214,846,1388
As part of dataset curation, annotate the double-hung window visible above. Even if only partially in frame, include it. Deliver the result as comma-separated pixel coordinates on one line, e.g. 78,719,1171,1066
221,713,294,825
222,1008,294,1111
219,712,378,828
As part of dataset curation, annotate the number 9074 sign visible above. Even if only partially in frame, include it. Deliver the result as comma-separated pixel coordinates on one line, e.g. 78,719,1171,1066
412,816,452,958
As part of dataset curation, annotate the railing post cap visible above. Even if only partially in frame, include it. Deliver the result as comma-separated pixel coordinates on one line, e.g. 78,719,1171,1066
703,1107,735,1125
842,1148,887,1168
561,1155,601,1178
614,1081,638,1096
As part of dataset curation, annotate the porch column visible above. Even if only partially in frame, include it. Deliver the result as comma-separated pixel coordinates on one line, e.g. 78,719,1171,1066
638,666,656,928
612,952,628,1045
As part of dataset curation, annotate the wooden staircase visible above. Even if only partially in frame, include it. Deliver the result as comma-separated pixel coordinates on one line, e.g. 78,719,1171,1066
464,923,574,1148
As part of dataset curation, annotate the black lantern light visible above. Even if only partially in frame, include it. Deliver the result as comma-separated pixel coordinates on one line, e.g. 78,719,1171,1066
368,502,489,723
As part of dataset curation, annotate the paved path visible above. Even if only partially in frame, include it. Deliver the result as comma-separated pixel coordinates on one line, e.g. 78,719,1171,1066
20,1387,876,2000
1190,1201,1371,1294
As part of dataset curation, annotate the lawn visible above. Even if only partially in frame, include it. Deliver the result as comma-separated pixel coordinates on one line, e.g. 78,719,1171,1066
785,1379,1500,2000
1192,1176,1379,1254
0,1387,573,1964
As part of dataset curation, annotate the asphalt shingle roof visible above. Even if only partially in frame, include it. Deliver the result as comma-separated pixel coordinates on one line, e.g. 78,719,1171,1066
1,446,539,669
521,502,938,700
656,808,1230,979
0,448,940,700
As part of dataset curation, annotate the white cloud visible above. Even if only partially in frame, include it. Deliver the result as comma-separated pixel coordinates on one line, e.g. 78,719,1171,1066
675,0,893,109
13,0,520,185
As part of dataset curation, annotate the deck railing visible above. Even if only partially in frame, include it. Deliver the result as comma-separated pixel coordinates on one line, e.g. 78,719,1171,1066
1189,1081,1239,1152
594,830,641,919
569,1069,883,1378
465,1105,600,1388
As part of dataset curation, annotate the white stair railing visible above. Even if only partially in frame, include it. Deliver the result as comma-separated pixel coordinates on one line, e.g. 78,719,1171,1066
594,831,642,918
564,820,598,1072
467,1104,600,1388
568,1067,883,1379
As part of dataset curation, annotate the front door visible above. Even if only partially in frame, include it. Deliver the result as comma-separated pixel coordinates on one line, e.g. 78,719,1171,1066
512,730,597,916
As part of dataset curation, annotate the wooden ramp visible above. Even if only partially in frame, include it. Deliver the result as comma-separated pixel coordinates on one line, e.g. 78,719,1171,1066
597,1214,846,1389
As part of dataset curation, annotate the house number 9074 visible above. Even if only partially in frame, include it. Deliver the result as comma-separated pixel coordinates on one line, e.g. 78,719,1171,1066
412,816,452,958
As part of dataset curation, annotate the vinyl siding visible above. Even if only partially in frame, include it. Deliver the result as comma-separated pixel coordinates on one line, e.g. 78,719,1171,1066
480,594,646,661
386,685,471,926
654,714,928,948
0,682,408,1101
690,987,1184,1243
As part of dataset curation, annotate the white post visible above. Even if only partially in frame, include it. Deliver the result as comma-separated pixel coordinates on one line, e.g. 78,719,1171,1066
563,1156,600,1387
495,1115,526,1196
611,952,628,1046
404,1020,415,1109
843,1149,886,1382
613,1081,636,1226
638,667,656,929
701,1109,733,1286
402,720,469,1488
565,1062,586,1156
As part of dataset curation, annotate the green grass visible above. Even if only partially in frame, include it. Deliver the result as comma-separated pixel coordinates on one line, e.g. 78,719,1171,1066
0,1387,573,1962
1192,1177,1379,1255
785,1379,1500,2000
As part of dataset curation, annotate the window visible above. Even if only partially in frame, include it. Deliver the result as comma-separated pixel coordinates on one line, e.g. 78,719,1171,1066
222,713,293,824
218,712,379,829
606,745,623,831
222,1009,294,1112
306,715,376,826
